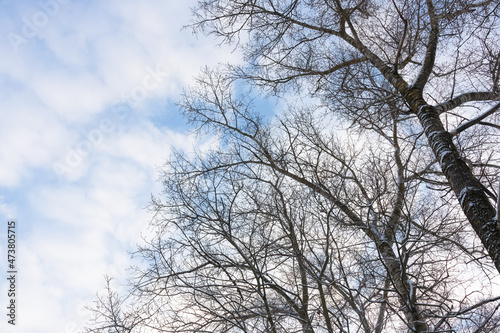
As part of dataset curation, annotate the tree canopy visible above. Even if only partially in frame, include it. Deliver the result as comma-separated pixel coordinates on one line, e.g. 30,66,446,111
84,1,500,332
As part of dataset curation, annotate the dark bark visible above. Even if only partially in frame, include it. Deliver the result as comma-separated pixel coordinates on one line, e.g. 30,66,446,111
413,100,500,272
338,13,500,273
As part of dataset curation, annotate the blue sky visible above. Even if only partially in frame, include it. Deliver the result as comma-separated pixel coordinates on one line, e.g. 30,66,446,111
0,1,242,332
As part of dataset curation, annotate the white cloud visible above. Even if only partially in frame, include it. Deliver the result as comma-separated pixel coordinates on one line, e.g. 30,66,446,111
0,198,18,220
0,1,240,332
0,0,238,181
9,227,130,333
14,119,195,332
0,89,70,187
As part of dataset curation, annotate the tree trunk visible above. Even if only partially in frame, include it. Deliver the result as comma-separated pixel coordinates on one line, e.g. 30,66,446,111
378,240,427,332
406,90,500,272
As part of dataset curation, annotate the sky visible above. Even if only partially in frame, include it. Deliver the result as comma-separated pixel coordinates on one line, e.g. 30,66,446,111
0,1,243,332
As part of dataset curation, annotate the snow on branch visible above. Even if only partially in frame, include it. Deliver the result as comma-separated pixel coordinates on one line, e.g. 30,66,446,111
450,102,500,137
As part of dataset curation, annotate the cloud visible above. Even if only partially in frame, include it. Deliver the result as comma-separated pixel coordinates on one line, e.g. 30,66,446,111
11,225,131,333
0,198,18,220
14,119,196,332
0,1,240,332
0,0,238,183
0,88,70,187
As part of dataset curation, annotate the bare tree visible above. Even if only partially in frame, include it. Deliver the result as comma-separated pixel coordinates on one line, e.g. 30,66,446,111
191,0,500,272
85,68,500,332
83,1,500,332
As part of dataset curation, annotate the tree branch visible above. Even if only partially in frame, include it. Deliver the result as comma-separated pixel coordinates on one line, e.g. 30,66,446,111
450,102,500,136
435,92,500,114
242,57,368,84
412,0,439,90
